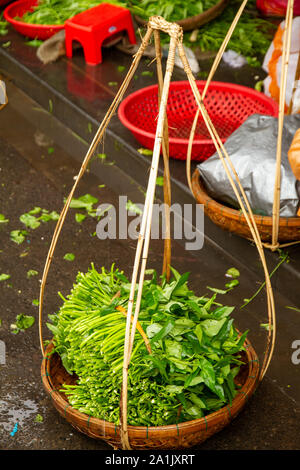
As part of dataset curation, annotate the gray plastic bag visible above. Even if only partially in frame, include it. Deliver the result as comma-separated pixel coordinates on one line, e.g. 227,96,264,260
197,114,300,217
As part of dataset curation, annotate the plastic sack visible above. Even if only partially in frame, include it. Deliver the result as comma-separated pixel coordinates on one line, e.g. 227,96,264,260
257,0,300,16
197,114,300,218
262,16,300,114
288,127,300,179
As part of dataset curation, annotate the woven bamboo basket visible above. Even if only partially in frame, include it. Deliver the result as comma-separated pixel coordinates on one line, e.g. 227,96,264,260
192,168,300,243
39,11,278,450
41,340,259,450
133,0,228,31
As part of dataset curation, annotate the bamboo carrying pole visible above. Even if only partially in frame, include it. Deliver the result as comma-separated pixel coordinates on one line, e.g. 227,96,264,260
120,20,181,449
38,15,276,452
272,0,295,248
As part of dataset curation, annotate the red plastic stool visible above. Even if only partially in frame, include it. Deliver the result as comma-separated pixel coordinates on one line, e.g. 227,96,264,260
65,3,136,66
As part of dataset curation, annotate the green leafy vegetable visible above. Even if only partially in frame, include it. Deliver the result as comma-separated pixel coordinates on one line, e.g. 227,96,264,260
27,269,38,278
48,264,248,426
0,273,10,282
63,253,75,261
141,70,153,77
35,414,43,422
10,230,28,244
156,176,164,186
25,38,43,47
138,148,153,156
0,214,9,223
69,194,98,215
226,268,240,278
126,200,143,215
75,213,86,223
11,314,35,334
20,213,41,229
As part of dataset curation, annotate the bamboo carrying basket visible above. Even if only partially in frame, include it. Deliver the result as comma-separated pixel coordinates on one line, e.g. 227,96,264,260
41,341,259,449
192,169,300,243
39,6,278,450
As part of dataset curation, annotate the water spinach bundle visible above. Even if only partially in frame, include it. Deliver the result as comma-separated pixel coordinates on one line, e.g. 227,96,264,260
47,264,248,426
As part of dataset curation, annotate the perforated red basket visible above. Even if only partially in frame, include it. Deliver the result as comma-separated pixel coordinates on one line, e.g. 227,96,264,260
4,0,64,40
118,81,279,161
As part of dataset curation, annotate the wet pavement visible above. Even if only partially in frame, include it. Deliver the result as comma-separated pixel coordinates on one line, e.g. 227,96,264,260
0,31,300,451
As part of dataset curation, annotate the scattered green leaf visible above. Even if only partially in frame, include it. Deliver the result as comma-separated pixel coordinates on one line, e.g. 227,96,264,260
126,200,143,215
63,253,75,261
156,176,164,186
141,70,153,77
10,230,28,244
226,268,240,278
75,213,86,223
27,270,38,278
138,148,153,156
0,214,9,223
11,314,35,334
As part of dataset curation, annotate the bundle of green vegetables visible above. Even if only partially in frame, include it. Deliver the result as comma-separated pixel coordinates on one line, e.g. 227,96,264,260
187,0,276,67
47,264,248,426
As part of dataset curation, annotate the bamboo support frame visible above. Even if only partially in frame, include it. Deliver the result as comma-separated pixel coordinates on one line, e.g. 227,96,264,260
38,14,278,452
154,29,172,281
121,22,181,449
177,42,275,382
186,0,249,193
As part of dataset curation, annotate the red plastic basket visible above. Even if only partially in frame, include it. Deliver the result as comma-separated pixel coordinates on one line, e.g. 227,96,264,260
0,0,13,7
118,81,279,161
4,0,64,40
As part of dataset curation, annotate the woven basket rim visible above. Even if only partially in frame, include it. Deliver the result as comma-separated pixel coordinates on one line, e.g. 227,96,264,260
192,168,300,227
4,0,65,30
134,0,228,31
41,336,259,434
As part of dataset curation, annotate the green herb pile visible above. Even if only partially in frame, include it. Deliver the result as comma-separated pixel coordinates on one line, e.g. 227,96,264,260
130,0,219,22
186,0,276,66
48,264,248,426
